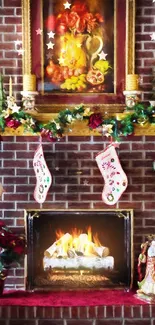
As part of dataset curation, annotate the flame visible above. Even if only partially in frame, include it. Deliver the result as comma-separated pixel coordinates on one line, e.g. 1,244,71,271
55,226,102,256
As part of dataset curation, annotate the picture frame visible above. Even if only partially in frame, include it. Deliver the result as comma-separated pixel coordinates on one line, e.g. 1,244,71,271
22,0,135,113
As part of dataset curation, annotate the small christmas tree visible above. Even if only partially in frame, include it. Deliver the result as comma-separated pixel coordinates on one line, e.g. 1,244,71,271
0,74,7,113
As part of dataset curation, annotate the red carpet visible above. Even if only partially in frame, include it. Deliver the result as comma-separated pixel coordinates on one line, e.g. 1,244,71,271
0,290,147,306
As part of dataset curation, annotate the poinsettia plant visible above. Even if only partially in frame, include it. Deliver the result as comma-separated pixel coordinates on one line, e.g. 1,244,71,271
0,221,26,280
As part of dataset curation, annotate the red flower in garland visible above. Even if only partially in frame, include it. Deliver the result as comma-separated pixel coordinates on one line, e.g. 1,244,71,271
88,113,103,129
5,117,21,129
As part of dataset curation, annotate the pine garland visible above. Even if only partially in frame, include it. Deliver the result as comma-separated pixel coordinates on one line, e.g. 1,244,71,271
1,102,155,141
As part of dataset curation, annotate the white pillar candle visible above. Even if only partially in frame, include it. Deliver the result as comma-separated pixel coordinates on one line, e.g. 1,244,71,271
9,77,12,97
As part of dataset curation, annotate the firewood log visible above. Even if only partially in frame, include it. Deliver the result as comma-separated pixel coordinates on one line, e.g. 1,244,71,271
44,233,72,257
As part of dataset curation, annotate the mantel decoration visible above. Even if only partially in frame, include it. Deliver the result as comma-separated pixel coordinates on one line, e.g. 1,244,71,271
0,74,155,142
0,221,26,295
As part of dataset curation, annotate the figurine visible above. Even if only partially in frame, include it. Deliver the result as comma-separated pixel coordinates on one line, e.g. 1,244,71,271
137,238,155,296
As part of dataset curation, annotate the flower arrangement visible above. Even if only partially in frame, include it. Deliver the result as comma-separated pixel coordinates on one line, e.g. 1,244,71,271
0,221,26,281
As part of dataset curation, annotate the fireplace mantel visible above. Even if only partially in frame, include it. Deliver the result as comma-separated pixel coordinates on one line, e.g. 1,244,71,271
1,113,155,136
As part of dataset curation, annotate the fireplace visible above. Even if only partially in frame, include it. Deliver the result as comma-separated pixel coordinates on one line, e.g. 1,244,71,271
25,209,133,291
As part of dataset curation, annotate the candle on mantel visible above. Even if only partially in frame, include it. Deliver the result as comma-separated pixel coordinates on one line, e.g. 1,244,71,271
9,77,12,97
23,74,36,92
126,74,139,91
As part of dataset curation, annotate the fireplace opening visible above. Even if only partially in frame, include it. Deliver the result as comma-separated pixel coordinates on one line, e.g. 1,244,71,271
25,209,133,291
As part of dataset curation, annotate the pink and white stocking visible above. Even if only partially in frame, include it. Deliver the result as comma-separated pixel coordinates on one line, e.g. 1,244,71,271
95,144,128,205
33,144,52,203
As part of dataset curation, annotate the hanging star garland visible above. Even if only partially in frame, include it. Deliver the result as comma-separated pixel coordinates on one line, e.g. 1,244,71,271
17,48,25,56
46,41,55,49
36,28,43,35
98,51,108,60
47,31,55,38
150,33,155,41
63,1,71,9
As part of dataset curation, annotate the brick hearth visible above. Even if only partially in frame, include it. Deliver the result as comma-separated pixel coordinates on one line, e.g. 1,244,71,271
0,304,154,324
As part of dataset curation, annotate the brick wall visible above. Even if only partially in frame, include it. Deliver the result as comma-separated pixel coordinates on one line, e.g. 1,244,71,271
0,0,155,293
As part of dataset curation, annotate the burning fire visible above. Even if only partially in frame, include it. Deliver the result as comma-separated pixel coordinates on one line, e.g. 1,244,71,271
44,226,110,259
43,226,114,272
55,226,102,256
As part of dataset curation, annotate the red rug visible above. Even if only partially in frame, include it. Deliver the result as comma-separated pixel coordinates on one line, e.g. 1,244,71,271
0,290,147,306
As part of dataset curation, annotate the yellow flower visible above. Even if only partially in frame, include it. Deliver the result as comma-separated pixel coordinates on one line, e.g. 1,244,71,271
83,107,92,116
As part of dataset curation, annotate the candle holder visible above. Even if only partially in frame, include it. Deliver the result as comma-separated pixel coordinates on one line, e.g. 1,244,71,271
21,91,38,111
123,90,142,110
7,95,16,109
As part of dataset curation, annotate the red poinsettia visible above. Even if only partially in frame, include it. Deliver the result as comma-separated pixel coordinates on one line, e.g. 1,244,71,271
88,113,103,129
0,221,26,277
5,117,21,129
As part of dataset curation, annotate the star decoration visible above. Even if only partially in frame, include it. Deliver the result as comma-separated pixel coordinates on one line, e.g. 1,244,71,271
55,167,60,171
58,57,65,64
14,40,22,46
36,28,43,35
76,43,82,48
46,52,53,59
61,48,66,54
83,179,89,186
46,41,55,49
11,104,21,114
150,32,155,40
47,31,55,39
17,48,25,55
98,51,108,60
63,1,71,9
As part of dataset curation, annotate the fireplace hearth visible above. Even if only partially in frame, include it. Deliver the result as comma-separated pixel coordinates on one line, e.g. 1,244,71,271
25,209,133,291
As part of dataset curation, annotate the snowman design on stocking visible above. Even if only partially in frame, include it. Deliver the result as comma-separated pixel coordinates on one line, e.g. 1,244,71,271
33,144,52,203
95,144,128,205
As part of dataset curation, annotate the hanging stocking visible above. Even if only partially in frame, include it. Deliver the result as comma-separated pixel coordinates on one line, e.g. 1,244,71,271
95,144,128,205
33,144,52,203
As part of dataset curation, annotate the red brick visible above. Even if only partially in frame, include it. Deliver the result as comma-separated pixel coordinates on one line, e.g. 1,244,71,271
4,0,21,6
79,306,88,318
151,305,155,317
71,306,79,318
97,306,105,318
26,306,36,319
88,306,97,318
96,321,122,324
36,307,45,318
9,319,36,325
62,306,71,319
125,321,151,325
142,305,151,318
132,306,141,318
55,144,78,151
114,306,123,318
66,319,92,325
53,307,62,319
105,306,114,318
0,306,10,318
124,306,132,318
44,307,54,319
